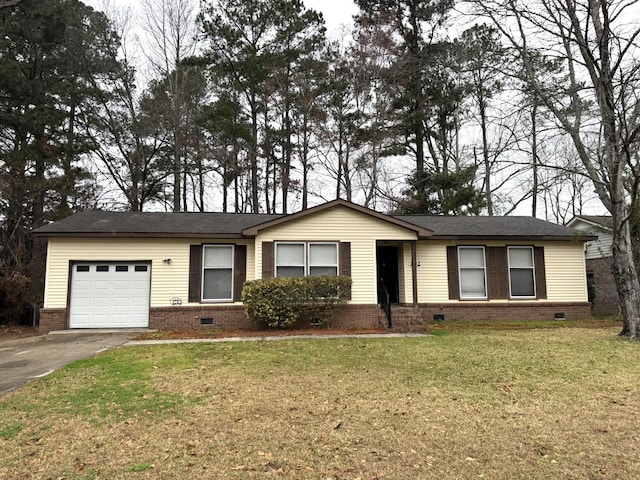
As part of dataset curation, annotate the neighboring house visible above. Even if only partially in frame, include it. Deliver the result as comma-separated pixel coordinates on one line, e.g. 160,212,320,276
567,215,619,316
35,199,593,332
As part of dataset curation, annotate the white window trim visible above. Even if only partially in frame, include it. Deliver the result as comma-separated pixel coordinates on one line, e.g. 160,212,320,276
275,241,339,277
507,246,537,299
201,244,234,302
458,246,487,300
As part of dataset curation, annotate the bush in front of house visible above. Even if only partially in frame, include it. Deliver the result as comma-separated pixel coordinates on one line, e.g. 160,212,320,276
242,276,352,329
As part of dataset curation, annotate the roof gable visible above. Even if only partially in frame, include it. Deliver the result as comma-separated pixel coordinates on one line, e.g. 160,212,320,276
241,199,433,238
567,215,612,231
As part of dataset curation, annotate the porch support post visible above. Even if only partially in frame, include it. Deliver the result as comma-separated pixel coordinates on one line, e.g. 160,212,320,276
411,241,418,306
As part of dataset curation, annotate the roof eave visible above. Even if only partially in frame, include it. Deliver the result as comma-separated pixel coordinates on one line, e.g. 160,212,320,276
428,234,597,242
34,232,246,239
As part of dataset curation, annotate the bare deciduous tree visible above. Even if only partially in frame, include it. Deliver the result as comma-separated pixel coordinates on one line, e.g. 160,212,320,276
475,0,640,338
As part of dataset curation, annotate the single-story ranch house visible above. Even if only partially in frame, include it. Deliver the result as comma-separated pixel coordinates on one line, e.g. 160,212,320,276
34,199,593,332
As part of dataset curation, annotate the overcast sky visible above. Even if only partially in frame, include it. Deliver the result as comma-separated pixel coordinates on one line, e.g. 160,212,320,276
85,0,359,33
305,0,359,33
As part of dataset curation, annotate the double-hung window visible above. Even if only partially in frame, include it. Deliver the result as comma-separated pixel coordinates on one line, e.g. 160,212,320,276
202,245,234,301
458,246,487,299
508,246,536,298
275,242,338,277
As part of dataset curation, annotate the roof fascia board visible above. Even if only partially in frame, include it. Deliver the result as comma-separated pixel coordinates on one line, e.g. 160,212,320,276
34,232,245,239
427,234,597,242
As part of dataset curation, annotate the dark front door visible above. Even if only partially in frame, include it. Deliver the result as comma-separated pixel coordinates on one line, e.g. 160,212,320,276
377,246,399,304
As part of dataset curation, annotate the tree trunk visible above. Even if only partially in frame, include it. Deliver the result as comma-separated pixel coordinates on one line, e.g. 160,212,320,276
479,96,492,215
250,95,260,213
611,202,640,338
531,100,538,217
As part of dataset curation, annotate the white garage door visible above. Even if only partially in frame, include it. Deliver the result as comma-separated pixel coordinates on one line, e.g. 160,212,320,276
69,263,151,328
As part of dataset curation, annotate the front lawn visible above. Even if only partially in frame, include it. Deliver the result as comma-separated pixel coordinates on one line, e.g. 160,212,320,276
1,326,639,479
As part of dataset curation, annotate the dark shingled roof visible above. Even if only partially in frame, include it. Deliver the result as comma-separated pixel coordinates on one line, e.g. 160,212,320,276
34,207,588,240
34,210,283,238
571,215,612,229
395,215,584,239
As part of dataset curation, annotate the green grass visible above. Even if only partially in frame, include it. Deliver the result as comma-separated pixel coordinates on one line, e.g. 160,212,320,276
0,422,24,440
1,326,639,479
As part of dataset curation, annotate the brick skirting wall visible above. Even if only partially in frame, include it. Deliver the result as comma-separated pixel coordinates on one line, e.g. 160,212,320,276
587,257,620,316
38,305,387,332
40,301,591,332
39,309,67,333
149,304,387,330
416,302,592,322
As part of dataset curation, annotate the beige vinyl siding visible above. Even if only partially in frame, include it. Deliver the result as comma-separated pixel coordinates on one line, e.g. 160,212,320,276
416,240,588,303
44,237,255,308
416,242,450,303
255,205,418,304
544,242,588,301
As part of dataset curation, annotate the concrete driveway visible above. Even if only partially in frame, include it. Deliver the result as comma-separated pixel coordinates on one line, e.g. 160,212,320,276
0,331,136,396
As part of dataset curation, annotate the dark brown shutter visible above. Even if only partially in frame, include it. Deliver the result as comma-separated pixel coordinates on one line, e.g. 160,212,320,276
339,242,352,300
339,242,351,277
486,246,509,299
534,246,547,299
262,241,274,278
188,244,202,303
233,244,247,302
446,246,460,300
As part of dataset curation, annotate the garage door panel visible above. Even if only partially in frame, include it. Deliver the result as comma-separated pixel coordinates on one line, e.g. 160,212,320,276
92,297,110,307
69,262,150,328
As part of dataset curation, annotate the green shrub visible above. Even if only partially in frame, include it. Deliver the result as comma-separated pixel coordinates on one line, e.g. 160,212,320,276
242,276,352,329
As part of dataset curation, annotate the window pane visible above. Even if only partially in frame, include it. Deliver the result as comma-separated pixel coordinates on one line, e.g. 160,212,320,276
309,266,338,276
309,244,337,266
204,246,233,268
116,265,128,272
511,269,535,296
276,244,305,265
510,248,533,268
203,268,232,300
276,266,305,277
459,248,484,268
460,268,486,298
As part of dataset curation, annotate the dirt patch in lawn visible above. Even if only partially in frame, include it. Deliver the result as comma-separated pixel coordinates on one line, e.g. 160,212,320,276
0,324,39,338
133,327,389,341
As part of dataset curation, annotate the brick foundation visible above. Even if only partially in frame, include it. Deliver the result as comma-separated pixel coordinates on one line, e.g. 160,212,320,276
150,304,387,331
416,302,592,322
587,257,620,316
40,301,591,333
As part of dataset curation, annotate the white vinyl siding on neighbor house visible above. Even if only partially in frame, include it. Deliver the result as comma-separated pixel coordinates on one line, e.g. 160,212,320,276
202,245,234,302
569,218,613,259
43,238,255,309
508,246,536,298
255,205,418,304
